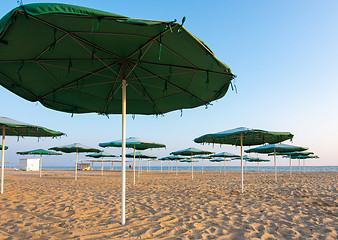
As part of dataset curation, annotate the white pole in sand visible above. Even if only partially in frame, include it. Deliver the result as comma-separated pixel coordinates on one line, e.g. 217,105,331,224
148,160,150,172
133,147,136,185
240,134,244,193
299,159,300,173
191,154,194,180
176,160,178,175
101,157,104,176
303,159,305,173
257,162,259,172
274,149,277,182
39,154,42,178
202,158,204,174
121,78,127,226
224,158,226,177
245,159,247,173
160,160,162,173
168,161,170,174
75,149,78,180
138,157,140,177
289,156,292,177
1,127,6,194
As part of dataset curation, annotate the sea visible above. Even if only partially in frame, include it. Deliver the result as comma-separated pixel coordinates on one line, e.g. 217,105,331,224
43,165,338,172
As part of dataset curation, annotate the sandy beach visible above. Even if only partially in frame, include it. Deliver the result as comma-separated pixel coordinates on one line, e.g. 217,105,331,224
0,169,337,239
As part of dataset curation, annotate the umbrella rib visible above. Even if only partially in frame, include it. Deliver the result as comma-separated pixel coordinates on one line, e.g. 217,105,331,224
0,71,40,100
34,33,69,60
28,14,122,59
135,65,209,105
37,62,63,87
103,62,123,113
127,64,160,114
38,61,120,101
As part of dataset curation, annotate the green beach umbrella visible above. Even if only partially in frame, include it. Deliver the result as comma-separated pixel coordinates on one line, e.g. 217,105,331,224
100,137,165,185
86,152,117,176
210,152,239,176
245,158,270,172
50,143,101,180
171,147,213,180
125,151,157,176
245,143,308,181
194,127,293,193
287,155,319,173
193,155,213,174
159,155,186,174
270,151,314,176
0,3,235,225
16,149,62,178
0,116,64,194
210,157,231,173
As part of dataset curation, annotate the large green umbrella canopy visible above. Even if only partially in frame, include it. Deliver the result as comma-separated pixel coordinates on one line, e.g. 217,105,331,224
50,143,101,180
17,149,62,177
194,127,293,193
245,143,308,182
0,116,64,194
86,151,117,176
171,147,212,180
100,137,165,185
0,3,235,225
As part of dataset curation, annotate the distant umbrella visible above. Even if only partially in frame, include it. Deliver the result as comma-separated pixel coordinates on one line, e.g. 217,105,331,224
288,155,319,173
245,157,270,172
50,143,101,180
86,152,117,176
193,155,213,174
125,151,156,177
194,127,293,193
0,117,64,194
210,152,239,176
246,143,308,181
171,148,213,180
159,155,186,175
210,157,231,173
17,149,62,177
100,137,165,185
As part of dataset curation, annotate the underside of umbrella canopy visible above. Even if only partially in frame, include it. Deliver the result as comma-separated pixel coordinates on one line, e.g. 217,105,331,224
125,151,156,159
0,117,64,137
100,137,165,150
0,3,235,116
17,149,62,155
194,127,294,146
170,147,213,156
245,143,308,154
49,143,101,153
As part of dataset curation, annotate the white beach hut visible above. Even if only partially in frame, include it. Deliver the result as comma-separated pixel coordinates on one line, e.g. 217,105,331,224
19,158,40,171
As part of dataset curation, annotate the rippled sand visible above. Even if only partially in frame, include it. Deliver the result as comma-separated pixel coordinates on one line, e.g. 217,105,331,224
0,169,337,239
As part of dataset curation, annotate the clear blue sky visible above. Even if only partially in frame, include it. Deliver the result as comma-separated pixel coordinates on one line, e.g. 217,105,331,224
1,0,337,167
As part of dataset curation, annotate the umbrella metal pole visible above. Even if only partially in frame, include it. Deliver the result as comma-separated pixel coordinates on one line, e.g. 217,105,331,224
289,156,292,177
91,161,93,170
121,78,127,226
148,160,150,172
138,157,140,177
224,159,226,177
39,154,42,178
191,154,193,180
202,158,204,174
176,160,178,175
303,159,305,173
75,150,78,180
101,157,104,176
133,147,136,185
240,134,244,193
219,162,221,173
111,161,114,170
257,162,259,172
140,158,142,174
168,161,170,174
161,161,162,173
1,127,5,194
299,159,300,173
274,149,277,182
245,160,247,173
